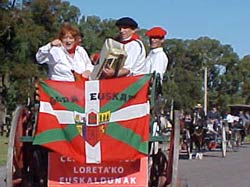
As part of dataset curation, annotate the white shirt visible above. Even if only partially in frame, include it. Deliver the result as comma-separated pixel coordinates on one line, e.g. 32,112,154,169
144,47,168,80
36,43,94,81
226,114,234,123
123,39,146,76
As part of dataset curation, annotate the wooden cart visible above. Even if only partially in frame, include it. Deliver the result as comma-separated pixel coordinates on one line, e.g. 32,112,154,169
5,73,180,187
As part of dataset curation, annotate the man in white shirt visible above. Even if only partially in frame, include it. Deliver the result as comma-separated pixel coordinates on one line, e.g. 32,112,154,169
102,17,146,78
144,27,168,81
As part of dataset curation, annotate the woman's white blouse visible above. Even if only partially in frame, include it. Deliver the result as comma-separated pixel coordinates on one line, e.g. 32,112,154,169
36,43,94,81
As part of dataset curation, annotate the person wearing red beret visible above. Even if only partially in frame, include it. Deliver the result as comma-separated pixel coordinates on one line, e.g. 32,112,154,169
144,27,168,81
102,17,146,78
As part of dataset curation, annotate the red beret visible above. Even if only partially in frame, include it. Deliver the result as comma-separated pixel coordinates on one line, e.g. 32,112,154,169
145,27,167,38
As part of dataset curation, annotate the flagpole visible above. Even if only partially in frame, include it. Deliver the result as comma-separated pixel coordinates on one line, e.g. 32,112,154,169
204,66,207,116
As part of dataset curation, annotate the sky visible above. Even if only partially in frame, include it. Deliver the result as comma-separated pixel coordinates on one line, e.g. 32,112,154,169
67,0,250,59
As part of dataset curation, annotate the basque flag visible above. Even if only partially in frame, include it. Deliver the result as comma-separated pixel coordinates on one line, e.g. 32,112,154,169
33,74,151,163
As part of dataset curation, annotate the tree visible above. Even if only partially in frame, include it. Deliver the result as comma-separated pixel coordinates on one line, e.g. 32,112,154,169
238,55,250,103
0,0,82,113
161,37,242,112
78,16,118,55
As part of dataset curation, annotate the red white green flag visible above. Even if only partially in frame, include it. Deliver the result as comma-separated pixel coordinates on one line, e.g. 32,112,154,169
33,74,151,164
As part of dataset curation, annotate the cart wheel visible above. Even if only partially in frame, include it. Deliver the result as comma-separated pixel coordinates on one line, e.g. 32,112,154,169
149,148,168,187
186,141,192,160
6,105,30,187
221,125,227,157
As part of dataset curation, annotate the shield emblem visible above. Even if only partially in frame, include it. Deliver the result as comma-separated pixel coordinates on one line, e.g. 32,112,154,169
84,125,106,146
88,111,97,125
83,111,106,146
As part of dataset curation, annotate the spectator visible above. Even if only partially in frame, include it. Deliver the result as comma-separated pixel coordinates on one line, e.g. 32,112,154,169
207,105,221,130
193,103,206,126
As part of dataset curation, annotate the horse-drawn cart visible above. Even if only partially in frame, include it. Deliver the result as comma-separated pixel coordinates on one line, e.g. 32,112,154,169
5,73,180,187
204,119,227,157
180,109,227,159
225,104,250,151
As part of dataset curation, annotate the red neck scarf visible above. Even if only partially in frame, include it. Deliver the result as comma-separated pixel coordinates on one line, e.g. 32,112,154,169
67,43,78,54
119,33,140,44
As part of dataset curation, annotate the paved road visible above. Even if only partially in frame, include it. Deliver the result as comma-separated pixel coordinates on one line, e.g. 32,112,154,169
178,143,250,187
0,165,6,187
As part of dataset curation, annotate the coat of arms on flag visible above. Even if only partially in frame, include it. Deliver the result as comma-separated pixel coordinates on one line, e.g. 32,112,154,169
33,74,151,164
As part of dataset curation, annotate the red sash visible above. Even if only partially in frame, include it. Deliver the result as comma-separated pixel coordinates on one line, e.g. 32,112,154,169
119,34,140,44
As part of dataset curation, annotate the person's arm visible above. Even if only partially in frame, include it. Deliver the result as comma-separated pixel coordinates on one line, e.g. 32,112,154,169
72,70,91,81
207,111,211,119
101,66,115,78
78,47,94,79
117,67,130,77
123,40,145,75
101,65,130,78
36,43,51,64
36,39,62,64
82,70,92,78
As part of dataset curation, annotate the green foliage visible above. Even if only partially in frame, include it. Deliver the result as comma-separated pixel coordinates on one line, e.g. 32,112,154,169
79,16,117,54
162,36,246,112
238,56,250,103
0,136,8,166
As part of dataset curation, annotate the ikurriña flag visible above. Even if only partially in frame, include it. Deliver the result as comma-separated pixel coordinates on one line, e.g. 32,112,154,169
33,74,151,164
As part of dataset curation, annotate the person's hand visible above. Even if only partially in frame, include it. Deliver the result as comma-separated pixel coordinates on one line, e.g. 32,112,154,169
50,39,62,47
82,70,91,79
102,65,115,78
72,70,90,81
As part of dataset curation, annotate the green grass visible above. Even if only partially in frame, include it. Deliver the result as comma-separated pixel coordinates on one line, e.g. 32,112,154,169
244,135,250,143
0,136,8,166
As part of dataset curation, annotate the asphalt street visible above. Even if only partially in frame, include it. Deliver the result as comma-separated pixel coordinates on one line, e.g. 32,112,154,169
178,143,250,187
0,166,6,187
